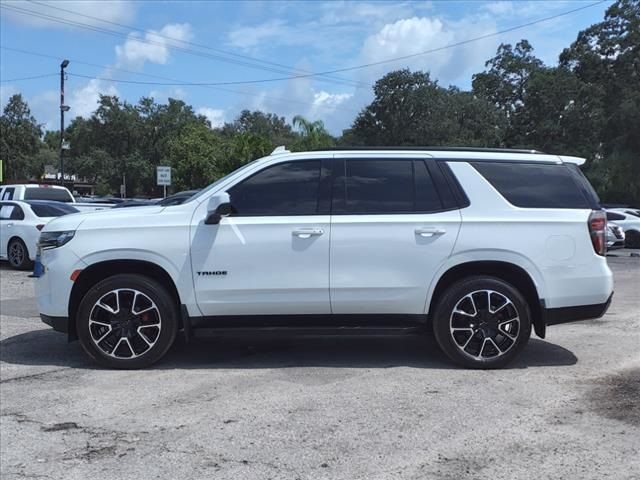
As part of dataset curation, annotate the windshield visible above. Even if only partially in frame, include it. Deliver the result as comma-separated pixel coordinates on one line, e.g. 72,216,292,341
188,159,262,203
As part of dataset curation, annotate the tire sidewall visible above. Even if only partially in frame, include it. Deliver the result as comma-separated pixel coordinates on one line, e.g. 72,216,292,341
433,276,532,369
626,230,640,249
76,274,178,369
8,238,31,270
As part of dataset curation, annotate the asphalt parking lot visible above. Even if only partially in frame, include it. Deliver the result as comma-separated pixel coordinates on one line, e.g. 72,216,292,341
1,256,639,480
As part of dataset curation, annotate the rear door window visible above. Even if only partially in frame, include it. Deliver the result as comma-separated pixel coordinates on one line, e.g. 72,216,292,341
334,159,444,214
471,162,594,209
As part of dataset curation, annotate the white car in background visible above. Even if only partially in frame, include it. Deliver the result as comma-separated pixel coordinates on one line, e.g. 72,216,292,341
605,209,640,248
0,184,113,212
0,200,79,270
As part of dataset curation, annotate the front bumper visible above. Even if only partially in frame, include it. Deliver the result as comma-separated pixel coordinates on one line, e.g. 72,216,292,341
544,292,613,326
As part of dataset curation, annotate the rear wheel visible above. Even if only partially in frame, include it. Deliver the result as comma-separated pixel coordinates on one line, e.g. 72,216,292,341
7,238,32,270
76,274,178,369
432,276,532,369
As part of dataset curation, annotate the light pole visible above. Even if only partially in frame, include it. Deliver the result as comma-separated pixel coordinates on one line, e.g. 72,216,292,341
59,59,70,187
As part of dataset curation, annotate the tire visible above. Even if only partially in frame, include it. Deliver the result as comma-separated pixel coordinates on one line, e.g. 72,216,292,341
625,230,640,249
76,274,178,369
7,238,32,270
432,276,532,369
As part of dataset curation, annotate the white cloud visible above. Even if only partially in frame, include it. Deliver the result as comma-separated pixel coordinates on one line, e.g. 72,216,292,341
4,1,135,28
312,90,352,110
70,79,119,118
482,1,515,16
357,15,498,87
115,23,193,69
197,107,226,128
227,20,288,50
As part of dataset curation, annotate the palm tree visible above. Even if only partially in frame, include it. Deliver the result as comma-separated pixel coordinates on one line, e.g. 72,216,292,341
292,115,334,150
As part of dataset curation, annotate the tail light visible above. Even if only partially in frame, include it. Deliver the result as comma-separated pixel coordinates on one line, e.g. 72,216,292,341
36,224,45,231
588,210,607,256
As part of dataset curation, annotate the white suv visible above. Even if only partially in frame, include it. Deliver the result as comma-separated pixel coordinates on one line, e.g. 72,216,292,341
34,147,613,369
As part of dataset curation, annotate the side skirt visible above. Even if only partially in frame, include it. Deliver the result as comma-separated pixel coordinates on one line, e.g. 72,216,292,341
182,311,430,337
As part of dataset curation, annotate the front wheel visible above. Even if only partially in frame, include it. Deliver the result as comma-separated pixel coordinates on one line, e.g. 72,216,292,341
76,274,178,369
432,276,532,369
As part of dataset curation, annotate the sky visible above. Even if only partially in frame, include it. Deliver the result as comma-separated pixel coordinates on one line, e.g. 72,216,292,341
0,0,612,135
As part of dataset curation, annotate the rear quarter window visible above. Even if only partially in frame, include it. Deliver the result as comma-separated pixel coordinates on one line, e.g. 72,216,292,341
24,187,73,202
471,162,594,209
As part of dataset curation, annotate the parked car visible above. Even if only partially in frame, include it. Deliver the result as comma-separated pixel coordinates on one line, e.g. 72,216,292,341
34,147,613,369
0,200,79,269
607,222,626,250
157,190,200,206
605,209,640,248
112,190,201,208
0,184,113,212
111,199,157,209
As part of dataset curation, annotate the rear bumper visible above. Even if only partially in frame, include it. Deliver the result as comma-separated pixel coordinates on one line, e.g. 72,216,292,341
40,314,69,333
544,292,613,326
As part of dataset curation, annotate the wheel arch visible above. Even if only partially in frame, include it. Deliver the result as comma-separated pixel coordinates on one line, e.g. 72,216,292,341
68,259,182,340
427,260,545,338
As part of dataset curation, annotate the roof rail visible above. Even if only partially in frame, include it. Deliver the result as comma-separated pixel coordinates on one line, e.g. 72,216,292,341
312,146,545,154
271,146,290,155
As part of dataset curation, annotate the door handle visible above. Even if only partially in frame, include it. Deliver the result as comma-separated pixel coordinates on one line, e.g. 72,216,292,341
415,227,446,237
292,228,324,239
6,223,13,227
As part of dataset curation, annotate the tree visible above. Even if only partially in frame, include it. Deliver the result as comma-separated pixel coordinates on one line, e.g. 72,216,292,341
221,110,298,147
560,0,640,204
348,70,504,146
292,115,334,150
167,123,224,191
472,40,545,146
0,94,43,180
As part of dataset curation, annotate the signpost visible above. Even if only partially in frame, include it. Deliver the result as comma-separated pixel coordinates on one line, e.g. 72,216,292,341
157,166,171,198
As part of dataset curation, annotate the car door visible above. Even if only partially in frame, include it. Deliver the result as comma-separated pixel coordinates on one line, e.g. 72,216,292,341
0,202,25,258
0,203,14,258
190,157,332,316
330,155,462,315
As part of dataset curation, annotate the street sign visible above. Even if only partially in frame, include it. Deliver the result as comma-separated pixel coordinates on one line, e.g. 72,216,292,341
157,166,171,186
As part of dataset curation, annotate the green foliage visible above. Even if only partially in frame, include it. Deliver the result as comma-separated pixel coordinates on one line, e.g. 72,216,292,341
1,1,637,203
167,123,224,191
0,94,43,180
291,115,334,150
350,70,505,146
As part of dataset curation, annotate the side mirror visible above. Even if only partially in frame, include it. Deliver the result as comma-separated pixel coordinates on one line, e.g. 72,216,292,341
205,192,232,225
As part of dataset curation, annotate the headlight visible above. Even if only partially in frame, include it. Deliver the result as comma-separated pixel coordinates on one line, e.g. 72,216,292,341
38,230,75,249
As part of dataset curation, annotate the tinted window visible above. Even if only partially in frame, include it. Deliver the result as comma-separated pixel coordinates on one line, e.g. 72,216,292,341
415,160,443,211
472,162,591,209
344,160,413,213
1,188,15,200
606,212,626,221
30,203,78,217
228,160,321,216
2,205,25,220
0,204,15,220
341,159,443,214
24,187,73,202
